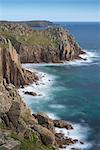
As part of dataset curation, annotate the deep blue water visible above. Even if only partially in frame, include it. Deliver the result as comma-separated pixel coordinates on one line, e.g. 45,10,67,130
20,22,100,150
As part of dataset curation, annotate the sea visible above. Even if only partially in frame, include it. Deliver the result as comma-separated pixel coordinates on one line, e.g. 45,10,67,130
19,22,100,150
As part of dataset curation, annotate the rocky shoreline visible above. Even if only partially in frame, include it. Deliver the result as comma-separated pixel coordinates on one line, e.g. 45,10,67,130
18,65,90,150
0,22,87,150
0,80,85,150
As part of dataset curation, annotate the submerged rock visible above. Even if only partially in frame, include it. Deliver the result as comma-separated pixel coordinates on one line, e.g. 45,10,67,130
24,91,37,96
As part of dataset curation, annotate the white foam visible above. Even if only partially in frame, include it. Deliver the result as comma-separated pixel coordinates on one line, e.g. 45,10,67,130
65,49,99,66
21,50,99,68
55,123,92,150
19,60,94,150
44,111,92,150
18,64,56,105
46,112,60,120
49,104,66,109
80,50,96,58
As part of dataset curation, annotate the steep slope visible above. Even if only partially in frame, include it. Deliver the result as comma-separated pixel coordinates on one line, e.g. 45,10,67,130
0,23,85,63
0,36,38,87
0,36,55,150
0,23,85,150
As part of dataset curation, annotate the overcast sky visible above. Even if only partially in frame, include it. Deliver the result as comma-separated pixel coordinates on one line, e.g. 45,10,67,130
0,0,100,21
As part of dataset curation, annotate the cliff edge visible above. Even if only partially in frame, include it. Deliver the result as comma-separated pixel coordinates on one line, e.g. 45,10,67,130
0,23,85,150
0,23,85,63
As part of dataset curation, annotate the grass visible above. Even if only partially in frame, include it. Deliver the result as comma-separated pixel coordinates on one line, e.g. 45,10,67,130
10,132,56,150
0,122,6,129
0,29,50,46
20,31,51,46
0,28,57,48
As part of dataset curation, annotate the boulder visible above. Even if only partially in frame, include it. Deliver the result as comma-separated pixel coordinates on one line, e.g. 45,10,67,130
31,124,55,146
36,112,50,124
53,120,73,130
24,91,37,96
55,133,77,148
34,112,54,133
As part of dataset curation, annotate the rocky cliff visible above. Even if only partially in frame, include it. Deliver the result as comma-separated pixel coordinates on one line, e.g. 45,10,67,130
0,23,85,150
0,36,55,149
0,23,85,63
0,36,38,87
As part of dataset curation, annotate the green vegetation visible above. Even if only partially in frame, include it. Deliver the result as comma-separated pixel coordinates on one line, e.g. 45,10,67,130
0,122,6,129
11,132,55,150
16,31,51,46
0,26,57,48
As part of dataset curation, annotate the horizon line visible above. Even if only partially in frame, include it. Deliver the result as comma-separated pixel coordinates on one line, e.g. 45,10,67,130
0,20,100,23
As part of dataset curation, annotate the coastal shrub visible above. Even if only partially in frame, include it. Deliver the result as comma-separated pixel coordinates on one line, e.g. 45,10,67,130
10,132,55,150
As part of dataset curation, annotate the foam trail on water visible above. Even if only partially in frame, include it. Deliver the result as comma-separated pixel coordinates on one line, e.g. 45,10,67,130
46,112,60,120
47,112,92,150
18,64,56,105
18,63,93,150
21,50,99,68
65,49,99,66
55,123,92,150
45,111,92,150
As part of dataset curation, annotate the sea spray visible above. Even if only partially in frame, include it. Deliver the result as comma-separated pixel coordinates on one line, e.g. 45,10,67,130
18,64,92,150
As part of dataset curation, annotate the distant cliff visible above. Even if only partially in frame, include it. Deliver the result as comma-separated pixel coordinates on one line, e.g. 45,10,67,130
0,20,54,27
0,23,85,63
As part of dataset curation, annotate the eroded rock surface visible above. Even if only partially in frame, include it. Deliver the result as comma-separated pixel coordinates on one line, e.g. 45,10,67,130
0,23,85,63
0,22,85,150
0,130,20,150
0,36,38,87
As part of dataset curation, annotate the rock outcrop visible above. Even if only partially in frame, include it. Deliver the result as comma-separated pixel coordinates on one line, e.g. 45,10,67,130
0,130,20,150
53,119,73,130
32,124,55,146
0,22,85,150
0,36,38,87
24,91,37,96
0,80,83,149
32,113,84,149
0,23,85,63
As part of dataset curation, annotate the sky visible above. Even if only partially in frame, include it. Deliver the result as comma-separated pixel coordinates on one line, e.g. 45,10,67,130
0,0,100,21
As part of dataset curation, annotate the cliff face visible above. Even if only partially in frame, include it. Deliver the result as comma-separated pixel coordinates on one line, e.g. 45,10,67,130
0,36,38,87
46,27,83,61
0,23,86,150
0,23,84,63
0,36,55,149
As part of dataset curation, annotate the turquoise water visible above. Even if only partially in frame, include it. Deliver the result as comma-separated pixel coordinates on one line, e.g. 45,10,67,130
20,22,100,150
